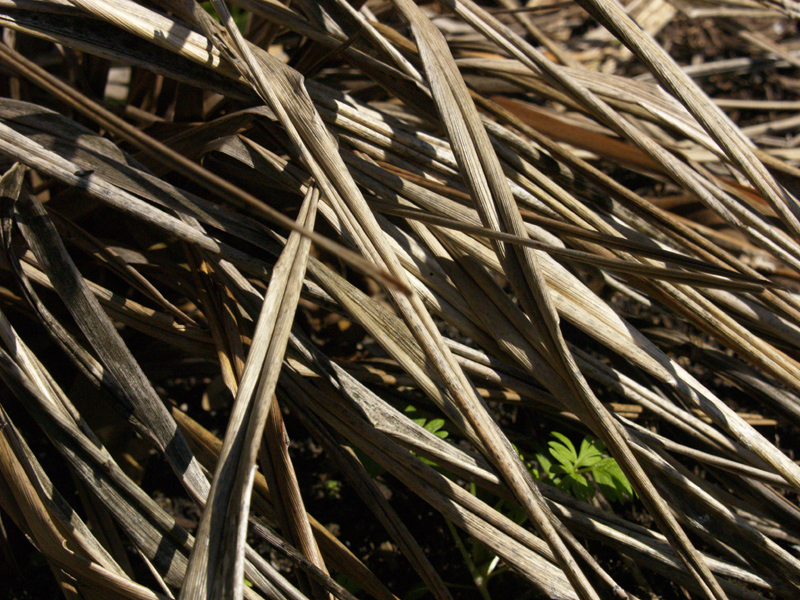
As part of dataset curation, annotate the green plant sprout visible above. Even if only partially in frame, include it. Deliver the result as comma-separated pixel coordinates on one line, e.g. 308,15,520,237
438,434,635,599
535,432,635,504
323,478,342,500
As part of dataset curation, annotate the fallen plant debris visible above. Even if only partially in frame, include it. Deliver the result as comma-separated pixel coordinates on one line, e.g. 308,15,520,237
1,1,800,599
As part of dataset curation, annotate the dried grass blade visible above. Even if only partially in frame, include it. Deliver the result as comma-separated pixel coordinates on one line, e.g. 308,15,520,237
286,393,454,600
372,202,766,291
326,0,423,83
443,0,800,273
475,90,800,330
280,369,580,600
343,148,763,284
574,0,800,240
0,300,309,600
290,337,781,598
0,403,167,600
186,253,245,395
2,165,210,503
419,3,738,597
180,8,597,600
49,211,195,326
0,343,125,578
3,2,798,599
0,38,402,293
404,201,791,491
180,186,319,600
260,396,332,600
17,260,214,357
383,2,615,598
0,345,191,591
171,406,400,600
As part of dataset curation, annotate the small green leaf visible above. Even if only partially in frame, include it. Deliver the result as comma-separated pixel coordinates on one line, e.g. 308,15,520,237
593,457,634,503
425,418,445,434
534,451,554,478
574,439,602,470
548,441,576,472
405,405,449,440
550,432,577,458
562,472,593,501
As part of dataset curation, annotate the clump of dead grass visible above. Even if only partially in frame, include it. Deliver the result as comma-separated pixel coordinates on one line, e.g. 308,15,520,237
1,1,800,599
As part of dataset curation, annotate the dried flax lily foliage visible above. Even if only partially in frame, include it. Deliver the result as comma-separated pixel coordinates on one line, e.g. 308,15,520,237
1,0,800,599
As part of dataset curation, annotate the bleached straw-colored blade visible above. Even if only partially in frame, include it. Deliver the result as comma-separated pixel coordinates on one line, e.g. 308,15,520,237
4,1,800,599
0,404,165,600
181,185,319,600
387,2,729,599
1,162,210,504
573,0,800,239
171,406,400,600
0,36,403,293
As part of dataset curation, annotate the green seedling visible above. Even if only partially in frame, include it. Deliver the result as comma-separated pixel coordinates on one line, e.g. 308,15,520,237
535,432,634,504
